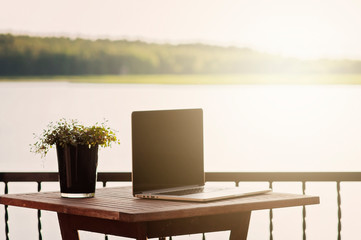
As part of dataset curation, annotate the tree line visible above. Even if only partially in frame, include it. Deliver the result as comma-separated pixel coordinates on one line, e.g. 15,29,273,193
1,34,361,76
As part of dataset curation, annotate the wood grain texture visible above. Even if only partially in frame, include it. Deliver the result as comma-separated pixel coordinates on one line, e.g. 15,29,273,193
0,186,319,223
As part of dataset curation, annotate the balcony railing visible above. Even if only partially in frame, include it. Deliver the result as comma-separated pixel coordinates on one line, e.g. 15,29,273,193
1,172,361,240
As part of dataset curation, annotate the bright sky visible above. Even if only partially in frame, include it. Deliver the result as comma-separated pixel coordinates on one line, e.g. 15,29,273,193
1,0,361,60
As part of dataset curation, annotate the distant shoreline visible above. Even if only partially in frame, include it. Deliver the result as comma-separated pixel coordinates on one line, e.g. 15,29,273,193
2,74,361,85
2,34,361,76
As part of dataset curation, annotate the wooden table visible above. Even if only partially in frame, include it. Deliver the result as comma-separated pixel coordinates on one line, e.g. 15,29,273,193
0,186,319,240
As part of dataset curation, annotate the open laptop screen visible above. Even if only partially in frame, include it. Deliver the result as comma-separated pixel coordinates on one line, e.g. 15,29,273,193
132,109,204,194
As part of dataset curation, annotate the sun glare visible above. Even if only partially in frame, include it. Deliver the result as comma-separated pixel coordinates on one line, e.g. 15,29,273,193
246,15,337,59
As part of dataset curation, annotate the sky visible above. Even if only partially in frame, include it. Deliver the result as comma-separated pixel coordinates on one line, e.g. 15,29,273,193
1,0,361,60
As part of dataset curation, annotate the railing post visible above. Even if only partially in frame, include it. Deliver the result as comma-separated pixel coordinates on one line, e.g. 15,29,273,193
337,181,342,240
302,181,306,240
269,181,273,240
37,182,43,240
4,182,9,240
102,181,108,240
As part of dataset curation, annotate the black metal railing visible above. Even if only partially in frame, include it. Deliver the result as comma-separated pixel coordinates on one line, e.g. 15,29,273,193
1,172,361,240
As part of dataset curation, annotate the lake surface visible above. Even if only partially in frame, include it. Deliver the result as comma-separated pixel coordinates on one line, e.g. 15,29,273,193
1,82,361,239
2,82,361,172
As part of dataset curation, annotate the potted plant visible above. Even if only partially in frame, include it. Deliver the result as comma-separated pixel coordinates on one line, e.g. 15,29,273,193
31,119,119,198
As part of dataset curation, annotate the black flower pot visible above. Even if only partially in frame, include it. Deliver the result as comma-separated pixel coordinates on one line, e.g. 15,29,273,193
56,144,98,198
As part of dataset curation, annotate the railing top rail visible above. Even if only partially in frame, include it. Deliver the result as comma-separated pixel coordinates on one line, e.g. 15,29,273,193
0,172,59,182
206,172,361,182
1,172,361,183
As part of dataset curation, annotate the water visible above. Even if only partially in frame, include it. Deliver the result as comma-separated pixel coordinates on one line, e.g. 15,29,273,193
2,82,361,173
1,82,361,239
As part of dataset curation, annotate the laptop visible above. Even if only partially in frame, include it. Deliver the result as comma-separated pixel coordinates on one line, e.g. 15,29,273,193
131,108,271,202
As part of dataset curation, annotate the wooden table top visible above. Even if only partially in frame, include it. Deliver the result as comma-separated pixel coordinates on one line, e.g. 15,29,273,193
0,186,319,222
